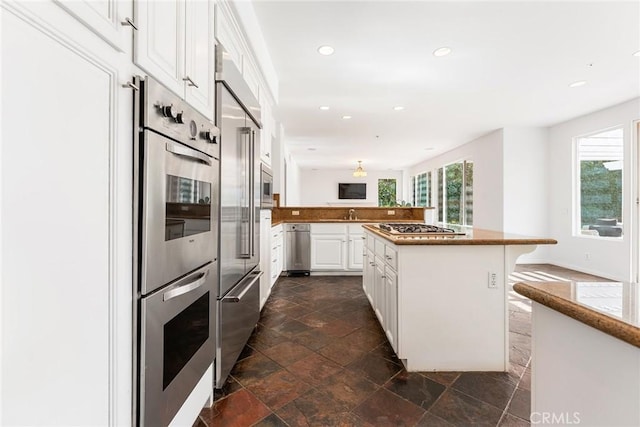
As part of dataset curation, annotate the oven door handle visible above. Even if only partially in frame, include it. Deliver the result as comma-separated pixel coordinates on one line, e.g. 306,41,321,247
166,142,212,166
163,270,208,301
222,271,262,303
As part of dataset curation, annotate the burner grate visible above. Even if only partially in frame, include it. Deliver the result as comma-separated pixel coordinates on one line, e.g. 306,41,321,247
378,223,463,234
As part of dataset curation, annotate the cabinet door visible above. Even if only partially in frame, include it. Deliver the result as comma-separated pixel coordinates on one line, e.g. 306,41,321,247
311,234,346,270
184,0,214,118
259,211,271,309
134,0,185,95
385,268,398,352
54,0,133,52
260,99,272,165
363,249,375,306
3,6,131,424
348,235,365,270
374,259,386,325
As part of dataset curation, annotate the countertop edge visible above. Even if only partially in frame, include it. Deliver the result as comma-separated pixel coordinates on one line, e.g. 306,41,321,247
513,282,640,348
362,225,557,245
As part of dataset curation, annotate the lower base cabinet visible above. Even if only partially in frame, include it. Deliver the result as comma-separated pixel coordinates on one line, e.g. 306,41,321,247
363,233,398,353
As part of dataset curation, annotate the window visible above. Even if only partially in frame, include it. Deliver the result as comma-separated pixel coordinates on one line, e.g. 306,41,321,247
576,127,623,238
438,161,473,225
378,178,397,206
411,172,431,207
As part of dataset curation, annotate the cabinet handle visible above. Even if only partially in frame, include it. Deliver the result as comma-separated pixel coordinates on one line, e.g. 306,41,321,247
183,76,199,88
120,17,138,30
369,262,375,266
121,81,139,91
381,275,386,279
385,255,392,260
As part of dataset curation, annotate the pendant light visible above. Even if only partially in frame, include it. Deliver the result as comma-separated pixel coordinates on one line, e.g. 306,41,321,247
353,160,367,177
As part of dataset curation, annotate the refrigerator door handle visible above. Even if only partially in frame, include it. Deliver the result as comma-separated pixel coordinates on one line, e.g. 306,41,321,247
250,129,256,257
239,127,251,259
221,270,262,302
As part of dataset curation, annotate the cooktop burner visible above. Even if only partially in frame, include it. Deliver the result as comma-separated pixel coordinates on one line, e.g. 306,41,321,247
378,223,466,235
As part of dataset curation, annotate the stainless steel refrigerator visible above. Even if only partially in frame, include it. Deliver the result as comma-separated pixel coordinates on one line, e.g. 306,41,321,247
215,44,262,388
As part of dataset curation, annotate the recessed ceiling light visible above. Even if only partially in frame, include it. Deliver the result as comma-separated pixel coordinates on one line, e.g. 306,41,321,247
633,50,640,57
424,147,435,151
569,80,587,88
317,45,334,55
393,106,405,111
308,148,316,151
319,106,330,110
433,47,452,57
342,115,352,120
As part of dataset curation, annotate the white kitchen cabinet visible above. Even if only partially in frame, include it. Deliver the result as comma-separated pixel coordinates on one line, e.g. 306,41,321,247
53,0,133,52
311,234,347,270
271,223,284,286
260,98,273,165
373,258,386,325
385,268,398,350
2,2,134,424
134,0,214,118
259,210,272,309
309,223,364,272
363,232,398,352
363,249,375,305
348,233,365,270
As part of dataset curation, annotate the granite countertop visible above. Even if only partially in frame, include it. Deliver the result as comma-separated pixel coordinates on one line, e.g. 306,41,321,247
271,219,423,227
513,281,640,348
362,224,557,246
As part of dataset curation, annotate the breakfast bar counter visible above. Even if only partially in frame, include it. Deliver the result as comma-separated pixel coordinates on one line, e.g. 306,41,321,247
513,280,640,426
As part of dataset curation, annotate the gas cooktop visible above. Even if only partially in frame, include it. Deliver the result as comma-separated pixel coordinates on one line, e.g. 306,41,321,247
378,223,466,235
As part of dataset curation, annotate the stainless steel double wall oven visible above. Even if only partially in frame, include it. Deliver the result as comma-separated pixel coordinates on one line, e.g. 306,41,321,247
133,76,220,426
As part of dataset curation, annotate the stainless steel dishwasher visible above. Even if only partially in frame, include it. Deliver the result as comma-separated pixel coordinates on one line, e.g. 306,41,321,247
285,224,311,275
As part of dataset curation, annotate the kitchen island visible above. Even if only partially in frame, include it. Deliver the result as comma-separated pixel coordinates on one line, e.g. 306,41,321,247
513,281,640,426
362,224,556,372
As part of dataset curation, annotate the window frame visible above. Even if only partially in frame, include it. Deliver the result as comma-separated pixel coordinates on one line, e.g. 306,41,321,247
573,125,625,240
438,159,473,226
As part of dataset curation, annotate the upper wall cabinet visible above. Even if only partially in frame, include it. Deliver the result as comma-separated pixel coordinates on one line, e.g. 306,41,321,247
134,0,215,118
53,0,133,53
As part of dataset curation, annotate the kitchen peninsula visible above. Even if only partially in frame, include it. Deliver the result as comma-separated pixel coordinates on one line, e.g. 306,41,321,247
513,281,640,426
362,224,556,372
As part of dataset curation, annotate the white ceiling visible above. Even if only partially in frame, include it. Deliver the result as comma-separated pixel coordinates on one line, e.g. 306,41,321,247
251,0,640,170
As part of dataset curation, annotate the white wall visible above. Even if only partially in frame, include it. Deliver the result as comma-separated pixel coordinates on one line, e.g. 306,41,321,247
547,98,639,281
298,169,404,206
284,149,302,206
503,128,550,262
408,130,505,231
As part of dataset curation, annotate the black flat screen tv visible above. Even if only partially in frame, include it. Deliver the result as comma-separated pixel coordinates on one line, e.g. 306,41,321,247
338,183,366,199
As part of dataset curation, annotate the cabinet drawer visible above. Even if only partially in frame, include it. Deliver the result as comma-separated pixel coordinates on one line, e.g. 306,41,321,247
347,223,364,235
311,223,347,234
384,246,397,271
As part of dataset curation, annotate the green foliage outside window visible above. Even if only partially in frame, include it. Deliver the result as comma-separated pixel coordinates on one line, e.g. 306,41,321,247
580,161,622,226
378,179,397,207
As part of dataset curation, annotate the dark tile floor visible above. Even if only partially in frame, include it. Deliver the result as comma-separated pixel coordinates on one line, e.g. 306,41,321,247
198,264,609,427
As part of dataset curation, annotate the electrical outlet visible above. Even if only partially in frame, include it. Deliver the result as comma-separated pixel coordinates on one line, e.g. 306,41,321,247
585,252,591,261
292,210,300,216
488,272,498,288
387,210,395,215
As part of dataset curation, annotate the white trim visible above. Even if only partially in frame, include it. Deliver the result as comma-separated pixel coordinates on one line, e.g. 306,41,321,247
572,124,626,239
634,120,640,282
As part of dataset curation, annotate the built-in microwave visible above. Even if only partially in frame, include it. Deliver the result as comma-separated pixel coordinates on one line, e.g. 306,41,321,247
260,164,273,209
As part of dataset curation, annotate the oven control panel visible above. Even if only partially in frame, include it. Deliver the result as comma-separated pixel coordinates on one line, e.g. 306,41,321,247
139,76,220,159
